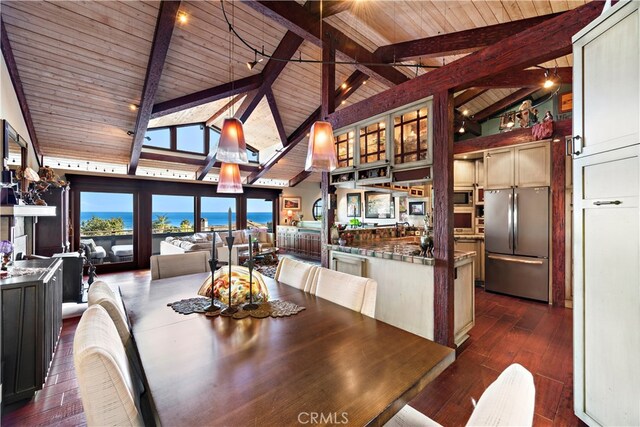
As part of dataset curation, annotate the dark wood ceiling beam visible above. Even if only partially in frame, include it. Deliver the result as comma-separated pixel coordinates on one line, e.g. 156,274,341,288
473,67,573,88
241,0,408,86
234,31,304,123
247,70,368,185
289,169,313,187
454,88,488,108
205,95,244,127
265,89,287,144
472,87,540,122
374,12,563,62
140,151,205,166
151,74,263,119
128,0,182,175
454,119,572,154
329,1,602,130
1,19,41,157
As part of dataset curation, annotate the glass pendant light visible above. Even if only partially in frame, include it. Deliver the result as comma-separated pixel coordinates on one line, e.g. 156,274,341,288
217,118,248,164
217,162,243,193
305,121,337,172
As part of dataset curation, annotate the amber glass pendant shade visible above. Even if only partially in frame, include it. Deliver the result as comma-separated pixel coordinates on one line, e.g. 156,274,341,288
217,118,248,164
305,121,337,172
217,162,243,193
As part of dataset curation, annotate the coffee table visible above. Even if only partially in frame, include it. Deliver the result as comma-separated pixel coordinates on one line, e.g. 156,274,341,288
238,246,279,265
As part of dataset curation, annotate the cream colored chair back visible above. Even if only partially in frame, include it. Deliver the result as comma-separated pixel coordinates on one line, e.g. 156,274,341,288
385,363,535,427
74,305,143,426
88,281,130,344
150,251,211,280
314,268,378,317
274,257,317,292
466,363,535,426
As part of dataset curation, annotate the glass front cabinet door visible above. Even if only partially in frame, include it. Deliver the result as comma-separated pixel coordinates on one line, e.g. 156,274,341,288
359,120,387,166
392,102,432,168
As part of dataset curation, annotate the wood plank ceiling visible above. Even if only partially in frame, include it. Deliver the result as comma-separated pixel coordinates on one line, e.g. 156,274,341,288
1,0,587,186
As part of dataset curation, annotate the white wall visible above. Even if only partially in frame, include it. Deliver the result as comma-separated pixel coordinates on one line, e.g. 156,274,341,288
1,55,39,168
279,181,321,224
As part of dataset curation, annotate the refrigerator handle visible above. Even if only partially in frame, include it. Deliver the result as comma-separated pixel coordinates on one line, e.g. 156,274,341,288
514,192,519,250
508,193,513,250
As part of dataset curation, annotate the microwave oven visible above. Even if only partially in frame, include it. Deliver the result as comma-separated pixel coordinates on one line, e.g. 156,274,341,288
453,189,474,207
453,208,474,234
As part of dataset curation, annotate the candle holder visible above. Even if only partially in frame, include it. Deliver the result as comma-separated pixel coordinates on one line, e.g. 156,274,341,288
243,237,259,311
221,234,238,316
205,232,222,312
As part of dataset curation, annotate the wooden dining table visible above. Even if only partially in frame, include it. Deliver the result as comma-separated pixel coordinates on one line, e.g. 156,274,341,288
119,272,455,426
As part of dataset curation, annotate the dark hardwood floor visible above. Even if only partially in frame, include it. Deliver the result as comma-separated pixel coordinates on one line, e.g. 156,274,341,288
2,271,582,426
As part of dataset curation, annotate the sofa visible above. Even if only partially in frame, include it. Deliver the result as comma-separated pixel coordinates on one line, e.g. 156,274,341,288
160,230,275,265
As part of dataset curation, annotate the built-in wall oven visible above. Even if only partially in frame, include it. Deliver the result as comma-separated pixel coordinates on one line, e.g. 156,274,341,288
454,208,474,234
453,189,474,208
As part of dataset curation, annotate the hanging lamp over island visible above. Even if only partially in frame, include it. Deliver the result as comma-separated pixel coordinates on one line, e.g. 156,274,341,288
305,121,337,172
217,162,243,194
217,118,248,165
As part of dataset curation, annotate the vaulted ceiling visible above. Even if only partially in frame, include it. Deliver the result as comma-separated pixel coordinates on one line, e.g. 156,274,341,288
1,0,587,186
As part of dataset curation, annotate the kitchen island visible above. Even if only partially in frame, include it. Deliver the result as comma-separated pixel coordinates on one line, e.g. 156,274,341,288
328,237,475,346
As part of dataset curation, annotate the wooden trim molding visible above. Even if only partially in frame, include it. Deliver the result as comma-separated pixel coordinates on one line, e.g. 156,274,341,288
128,0,182,175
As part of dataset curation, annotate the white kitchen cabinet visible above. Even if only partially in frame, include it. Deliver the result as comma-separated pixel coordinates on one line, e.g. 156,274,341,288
573,1,639,158
454,160,476,187
514,142,550,187
572,2,640,426
475,159,485,187
484,143,550,189
484,148,514,189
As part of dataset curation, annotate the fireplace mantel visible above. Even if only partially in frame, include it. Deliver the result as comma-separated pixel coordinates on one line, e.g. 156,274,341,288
1,205,56,217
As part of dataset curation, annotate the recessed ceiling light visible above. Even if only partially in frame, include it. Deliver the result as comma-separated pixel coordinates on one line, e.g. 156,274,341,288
341,82,347,89
341,100,346,105
177,11,188,24
462,109,469,116
129,104,138,111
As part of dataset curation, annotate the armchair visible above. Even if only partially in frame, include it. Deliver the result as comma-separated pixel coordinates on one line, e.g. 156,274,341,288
79,238,107,265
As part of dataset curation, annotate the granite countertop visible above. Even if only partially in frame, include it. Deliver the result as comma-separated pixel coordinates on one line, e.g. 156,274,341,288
326,237,476,266
454,234,485,240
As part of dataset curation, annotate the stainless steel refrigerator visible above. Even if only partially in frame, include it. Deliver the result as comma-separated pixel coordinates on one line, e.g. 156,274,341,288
485,187,549,302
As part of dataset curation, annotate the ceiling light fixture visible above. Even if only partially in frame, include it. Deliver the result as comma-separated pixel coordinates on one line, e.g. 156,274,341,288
246,51,263,70
462,109,469,116
177,11,188,24
458,121,466,134
217,162,243,193
217,118,248,164
305,121,337,172
129,104,138,111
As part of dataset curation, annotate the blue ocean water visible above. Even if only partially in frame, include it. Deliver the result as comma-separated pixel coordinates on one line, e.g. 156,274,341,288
80,212,273,229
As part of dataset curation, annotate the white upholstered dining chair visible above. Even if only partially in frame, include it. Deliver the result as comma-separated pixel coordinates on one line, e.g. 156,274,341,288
150,251,211,280
274,257,318,292
87,280,130,344
74,305,144,426
313,267,377,317
384,363,535,427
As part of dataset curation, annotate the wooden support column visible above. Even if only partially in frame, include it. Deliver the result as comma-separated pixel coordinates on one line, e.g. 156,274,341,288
551,137,566,306
320,32,336,268
433,90,455,348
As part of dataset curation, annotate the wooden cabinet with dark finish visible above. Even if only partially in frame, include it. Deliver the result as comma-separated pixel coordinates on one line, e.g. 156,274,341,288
276,226,321,259
1,258,63,405
35,186,70,256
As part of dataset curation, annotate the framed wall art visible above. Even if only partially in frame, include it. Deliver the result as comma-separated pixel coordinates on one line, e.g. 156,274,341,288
282,197,301,210
346,193,361,217
364,192,395,219
409,201,425,216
